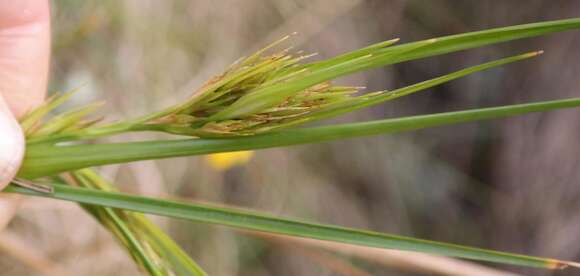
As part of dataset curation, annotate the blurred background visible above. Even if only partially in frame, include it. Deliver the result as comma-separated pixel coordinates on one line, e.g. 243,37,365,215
2,0,580,275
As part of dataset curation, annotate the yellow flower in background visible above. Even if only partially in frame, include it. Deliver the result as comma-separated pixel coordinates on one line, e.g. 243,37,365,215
205,151,254,171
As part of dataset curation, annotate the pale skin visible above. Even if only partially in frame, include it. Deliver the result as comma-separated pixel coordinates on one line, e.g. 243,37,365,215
0,1,50,229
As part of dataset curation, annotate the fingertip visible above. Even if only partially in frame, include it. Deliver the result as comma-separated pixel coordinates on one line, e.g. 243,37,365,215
0,99,25,190
0,0,48,231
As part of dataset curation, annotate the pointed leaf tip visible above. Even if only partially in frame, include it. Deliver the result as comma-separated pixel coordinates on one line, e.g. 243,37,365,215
549,260,580,270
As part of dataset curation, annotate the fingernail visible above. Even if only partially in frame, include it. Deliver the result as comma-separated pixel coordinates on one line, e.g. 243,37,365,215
0,103,24,188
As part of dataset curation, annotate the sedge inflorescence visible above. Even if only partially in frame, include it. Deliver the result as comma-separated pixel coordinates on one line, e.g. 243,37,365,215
145,36,366,137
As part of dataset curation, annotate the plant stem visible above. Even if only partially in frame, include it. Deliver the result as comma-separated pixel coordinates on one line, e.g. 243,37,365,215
20,97,580,178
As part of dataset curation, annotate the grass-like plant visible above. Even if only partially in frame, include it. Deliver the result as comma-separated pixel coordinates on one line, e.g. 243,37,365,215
7,18,580,275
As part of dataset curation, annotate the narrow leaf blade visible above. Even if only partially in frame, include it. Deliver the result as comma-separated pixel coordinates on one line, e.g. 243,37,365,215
5,183,571,269
21,98,580,178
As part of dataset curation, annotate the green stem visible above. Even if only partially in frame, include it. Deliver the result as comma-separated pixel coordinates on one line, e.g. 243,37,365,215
20,97,580,178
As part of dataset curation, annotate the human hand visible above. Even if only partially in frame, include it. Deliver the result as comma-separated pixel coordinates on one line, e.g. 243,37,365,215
0,1,50,229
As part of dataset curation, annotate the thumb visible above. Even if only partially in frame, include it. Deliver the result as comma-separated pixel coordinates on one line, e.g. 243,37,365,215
0,0,50,187
0,0,50,230
0,95,24,230
0,95,24,189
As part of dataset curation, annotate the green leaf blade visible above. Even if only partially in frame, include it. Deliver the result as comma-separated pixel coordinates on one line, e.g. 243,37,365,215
5,184,569,269
277,51,543,129
21,98,580,178
387,17,580,64
212,18,580,120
